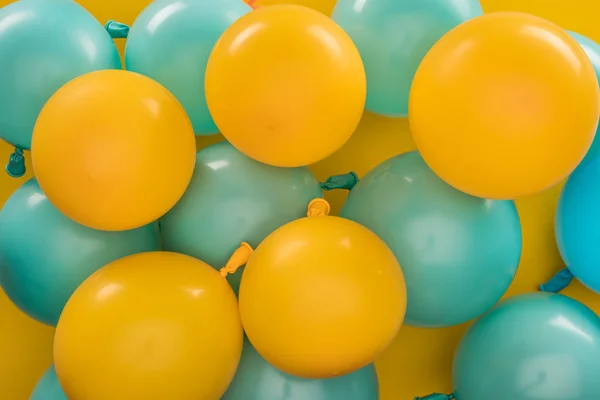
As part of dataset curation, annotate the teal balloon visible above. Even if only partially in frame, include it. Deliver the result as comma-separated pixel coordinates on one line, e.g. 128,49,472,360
125,0,252,135
453,292,600,400
30,365,67,400
0,0,121,150
223,340,379,400
332,0,482,117
0,179,160,326
340,151,521,327
160,141,322,293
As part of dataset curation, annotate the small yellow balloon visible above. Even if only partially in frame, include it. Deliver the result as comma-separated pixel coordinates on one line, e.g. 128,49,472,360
31,70,196,231
54,252,243,400
205,5,366,167
244,0,337,16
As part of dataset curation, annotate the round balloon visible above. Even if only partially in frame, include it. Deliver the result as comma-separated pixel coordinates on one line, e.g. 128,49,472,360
239,215,406,378
244,0,337,15
0,179,159,326
453,292,600,400
332,0,482,117
54,252,243,400
31,70,196,231
409,12,600,199
160,141,322,294
126,0,251,135
0,0,121,150
205,4,366,167
341,152,521,327
223,340,379,400
30,365,67,400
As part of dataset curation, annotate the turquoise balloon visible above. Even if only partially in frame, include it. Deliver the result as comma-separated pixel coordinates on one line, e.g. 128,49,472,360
30,365,67,400
340,151,521,327
0,179,160,326
0,0,121,150
125,0,252,135
453,292,600,400
160,141,323,293
223,340,379,400
332,0,482,117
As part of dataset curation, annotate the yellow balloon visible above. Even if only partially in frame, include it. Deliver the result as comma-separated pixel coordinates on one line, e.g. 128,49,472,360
243,0,337,16
31,70,196,231
205,5,366,167
54,252,243,400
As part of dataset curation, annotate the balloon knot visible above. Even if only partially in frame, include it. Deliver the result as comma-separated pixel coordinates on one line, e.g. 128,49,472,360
219,242,254,277
5,147,25,178
320,172,359,191
307,198,330,217
540,268,574,293
105,20,130,39
414,393,455,400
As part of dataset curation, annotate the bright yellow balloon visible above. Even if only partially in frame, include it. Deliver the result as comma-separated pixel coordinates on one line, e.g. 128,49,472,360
409,12,600,199
31,70,196,231
205,5,366,167
243,0,337,16
54,252,243,400
239,212,406,378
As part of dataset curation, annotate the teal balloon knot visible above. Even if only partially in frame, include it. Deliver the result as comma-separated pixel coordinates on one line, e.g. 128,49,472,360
105,20,130,39
5,147,25,178
415,393,455,400
540,268,574,293
321,172,359,191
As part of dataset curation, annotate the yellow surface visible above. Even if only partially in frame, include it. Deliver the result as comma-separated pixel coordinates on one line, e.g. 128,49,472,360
0,0,599,399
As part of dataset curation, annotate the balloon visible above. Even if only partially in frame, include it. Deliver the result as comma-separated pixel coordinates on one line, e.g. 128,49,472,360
332,0,482,117
54,252,243,400
160,141,322,294
409,12,600,199
30,365,67,400
31,70,196,231
0,179,159,326
223,340,379,400
239,205,406,379
205,5,366,167
340,152,521,327
452,292,600,400
125,0,251,135
244,0,336,15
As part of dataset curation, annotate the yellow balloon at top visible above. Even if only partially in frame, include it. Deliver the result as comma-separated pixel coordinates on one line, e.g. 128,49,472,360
244,0,337,16
205,5,366,167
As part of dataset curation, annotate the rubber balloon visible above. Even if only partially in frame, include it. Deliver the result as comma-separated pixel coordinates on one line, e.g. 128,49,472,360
0,179,159,326
30,365,67,400
409,12,600,199
31,70,196,231
54,252,243,400
126,0,251,135
244,0,337,15
223,340,379,400
332,0,482,117
205,5,366,167
160,141,322,294
341,152,521,327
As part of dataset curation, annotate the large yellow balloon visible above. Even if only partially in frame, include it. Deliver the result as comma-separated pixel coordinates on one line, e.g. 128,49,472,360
205,5,366,167
409,12,600,199
31,70,196,231
54,252,243,400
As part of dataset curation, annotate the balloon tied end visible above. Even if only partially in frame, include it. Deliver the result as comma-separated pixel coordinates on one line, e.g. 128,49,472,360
5,147,25,178
105,20,130,39
540,268,574,293
219,242,254,278
414,393,455,400
320,172,359,191
307,198,331,217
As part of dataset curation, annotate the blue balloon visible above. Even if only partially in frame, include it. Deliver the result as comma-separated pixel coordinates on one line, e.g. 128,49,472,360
160,141,322,293
0,179,160,326
453,292,600,400
30,365,67,400
332,0,482,117
340,151,521,327
125,0,252,135
223,340,379,400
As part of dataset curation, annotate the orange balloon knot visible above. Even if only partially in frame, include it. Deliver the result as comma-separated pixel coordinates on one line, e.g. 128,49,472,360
219,242,254,277
307,198,331,217
244,0,259,9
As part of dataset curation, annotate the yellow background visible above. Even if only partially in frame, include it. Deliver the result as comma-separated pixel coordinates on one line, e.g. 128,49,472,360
0,0,599,398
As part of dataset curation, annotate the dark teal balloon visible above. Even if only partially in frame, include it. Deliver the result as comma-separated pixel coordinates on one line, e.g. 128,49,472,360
0,0,121,150
453,292,600,400
223,340,379,400
160,142,322,293
30,365,67,400
340,151,521,327
125,0,251,135
0,179,160,326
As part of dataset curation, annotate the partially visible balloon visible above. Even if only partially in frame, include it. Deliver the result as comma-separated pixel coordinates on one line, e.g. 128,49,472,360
341,152,521,327
244,0,337,15
332,0,482,117
30,365,67,400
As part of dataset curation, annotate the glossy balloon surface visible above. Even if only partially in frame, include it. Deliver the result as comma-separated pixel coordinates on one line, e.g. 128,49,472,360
30,365,67,400
160,141,322,293
453,292,600,400
341,152,521,327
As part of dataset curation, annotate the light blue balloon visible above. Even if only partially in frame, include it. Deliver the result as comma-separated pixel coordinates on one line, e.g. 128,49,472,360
30,365,67,400
0,179,160,326
332,0,482,117
223,340,379,400
453,292,600,400
125,0,252,135
160,141,322,293
340,151,521,327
